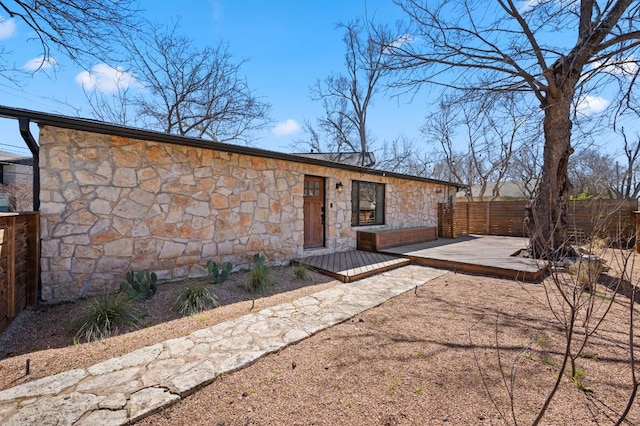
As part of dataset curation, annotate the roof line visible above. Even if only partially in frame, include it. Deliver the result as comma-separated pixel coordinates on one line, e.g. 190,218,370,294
0,105,460,187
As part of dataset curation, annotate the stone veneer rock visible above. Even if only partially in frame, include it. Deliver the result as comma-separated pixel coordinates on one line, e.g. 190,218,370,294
38,126,447,301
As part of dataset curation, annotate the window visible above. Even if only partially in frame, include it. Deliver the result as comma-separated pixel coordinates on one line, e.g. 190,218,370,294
351,181,385,226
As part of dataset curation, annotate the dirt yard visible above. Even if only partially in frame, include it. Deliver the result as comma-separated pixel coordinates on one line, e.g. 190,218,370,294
2,256,640,425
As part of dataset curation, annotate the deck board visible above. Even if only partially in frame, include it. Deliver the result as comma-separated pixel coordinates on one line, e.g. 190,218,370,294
296,250,410,283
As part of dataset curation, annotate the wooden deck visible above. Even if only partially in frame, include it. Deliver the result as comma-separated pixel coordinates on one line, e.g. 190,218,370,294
295,250,410,283
296,236,547,284
382,235,548,282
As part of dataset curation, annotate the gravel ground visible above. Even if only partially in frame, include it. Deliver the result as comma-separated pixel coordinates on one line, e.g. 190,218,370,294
136,268,640,426
0,266,337,390
2,253,640,425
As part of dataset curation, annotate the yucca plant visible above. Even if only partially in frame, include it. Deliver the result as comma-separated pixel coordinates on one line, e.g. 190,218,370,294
73,293,141,343
173,279,220,316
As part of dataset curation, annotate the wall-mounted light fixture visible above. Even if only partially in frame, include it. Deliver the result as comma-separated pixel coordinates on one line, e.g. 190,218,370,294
336,182,344,194
435,188,443,194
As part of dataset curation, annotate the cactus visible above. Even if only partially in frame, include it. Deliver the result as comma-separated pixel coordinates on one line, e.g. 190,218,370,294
119,270,158,300
207,260,233,284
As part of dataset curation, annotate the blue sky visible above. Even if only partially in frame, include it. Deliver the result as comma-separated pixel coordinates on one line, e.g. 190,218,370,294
0,0,426,157
0,0,635,164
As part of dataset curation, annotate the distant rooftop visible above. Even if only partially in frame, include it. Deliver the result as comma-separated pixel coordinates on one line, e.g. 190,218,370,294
456,180,538,200
291,152,376,168
0,150,32,166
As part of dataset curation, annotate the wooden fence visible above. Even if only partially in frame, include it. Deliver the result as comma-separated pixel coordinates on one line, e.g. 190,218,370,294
0,212,39,333
438,199,637,241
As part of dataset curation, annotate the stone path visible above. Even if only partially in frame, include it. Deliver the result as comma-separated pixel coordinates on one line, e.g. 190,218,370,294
0,265,447,425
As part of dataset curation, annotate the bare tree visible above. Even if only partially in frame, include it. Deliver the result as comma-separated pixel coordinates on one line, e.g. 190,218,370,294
132,23,271,143
506,136,544,200
83,76,137,126
0,0,140,78
387,0,640,258
424,93,528,201
0,182,31,211
305,19,396,160
86,22,271,143
375,136,433,177
612,127,640,198
569,147,617,197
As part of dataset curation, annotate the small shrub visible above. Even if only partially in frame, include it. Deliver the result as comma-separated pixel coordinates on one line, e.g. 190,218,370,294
74,293,141,343
388,379,402,390
120,270,158,300
571,368,587,390
565,257,603,292
173,279,220,316
245,253,274,293
540,356,555,366
579,351,599,361
293,262,309,280
207,260,233,284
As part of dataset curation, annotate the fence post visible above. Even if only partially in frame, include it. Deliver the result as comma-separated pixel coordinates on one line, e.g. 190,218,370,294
635,211,640,253
6,215,15,320
26,213,39,306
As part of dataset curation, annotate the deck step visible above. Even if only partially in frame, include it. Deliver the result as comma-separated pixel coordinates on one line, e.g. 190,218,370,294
294,250,410,283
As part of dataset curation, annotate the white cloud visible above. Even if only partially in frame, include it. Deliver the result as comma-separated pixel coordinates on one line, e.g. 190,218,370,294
518,0,565,13
390,34,414,49
75,64,141,93
23,56,58,71
592,57,639,77
0,16,16,39
272,119,301,136
576,95,610,116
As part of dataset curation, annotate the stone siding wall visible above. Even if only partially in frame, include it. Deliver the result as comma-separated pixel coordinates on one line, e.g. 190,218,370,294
38,126,447,301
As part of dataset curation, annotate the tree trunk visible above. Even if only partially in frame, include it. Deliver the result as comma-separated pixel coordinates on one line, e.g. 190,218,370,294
527,79,576,259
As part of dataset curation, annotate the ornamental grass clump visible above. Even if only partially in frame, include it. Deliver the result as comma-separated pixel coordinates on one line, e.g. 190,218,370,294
173,279,220,316
245,253,274,293
74,293,141,343
293,262,309,280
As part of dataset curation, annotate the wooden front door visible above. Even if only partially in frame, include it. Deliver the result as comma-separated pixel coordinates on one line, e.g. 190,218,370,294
303,176,325,248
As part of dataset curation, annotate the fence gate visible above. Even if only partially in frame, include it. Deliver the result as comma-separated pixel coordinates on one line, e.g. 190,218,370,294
0,212,39,333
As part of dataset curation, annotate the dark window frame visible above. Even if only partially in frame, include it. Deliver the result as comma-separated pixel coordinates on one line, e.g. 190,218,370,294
351,180,385,226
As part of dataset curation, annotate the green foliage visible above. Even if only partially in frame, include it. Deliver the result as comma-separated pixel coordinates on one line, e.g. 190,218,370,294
207,260,233,284
173,279,220,316
293,262,309,280
571,189,595,200
571,368,587,390
74,294,141,343
579,351,599,361
540,356,555,366
388,379,402,390
245,253,274,293
120,270,158,300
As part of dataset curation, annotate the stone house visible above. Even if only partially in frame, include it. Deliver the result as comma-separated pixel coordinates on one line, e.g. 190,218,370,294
0,106,456,302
